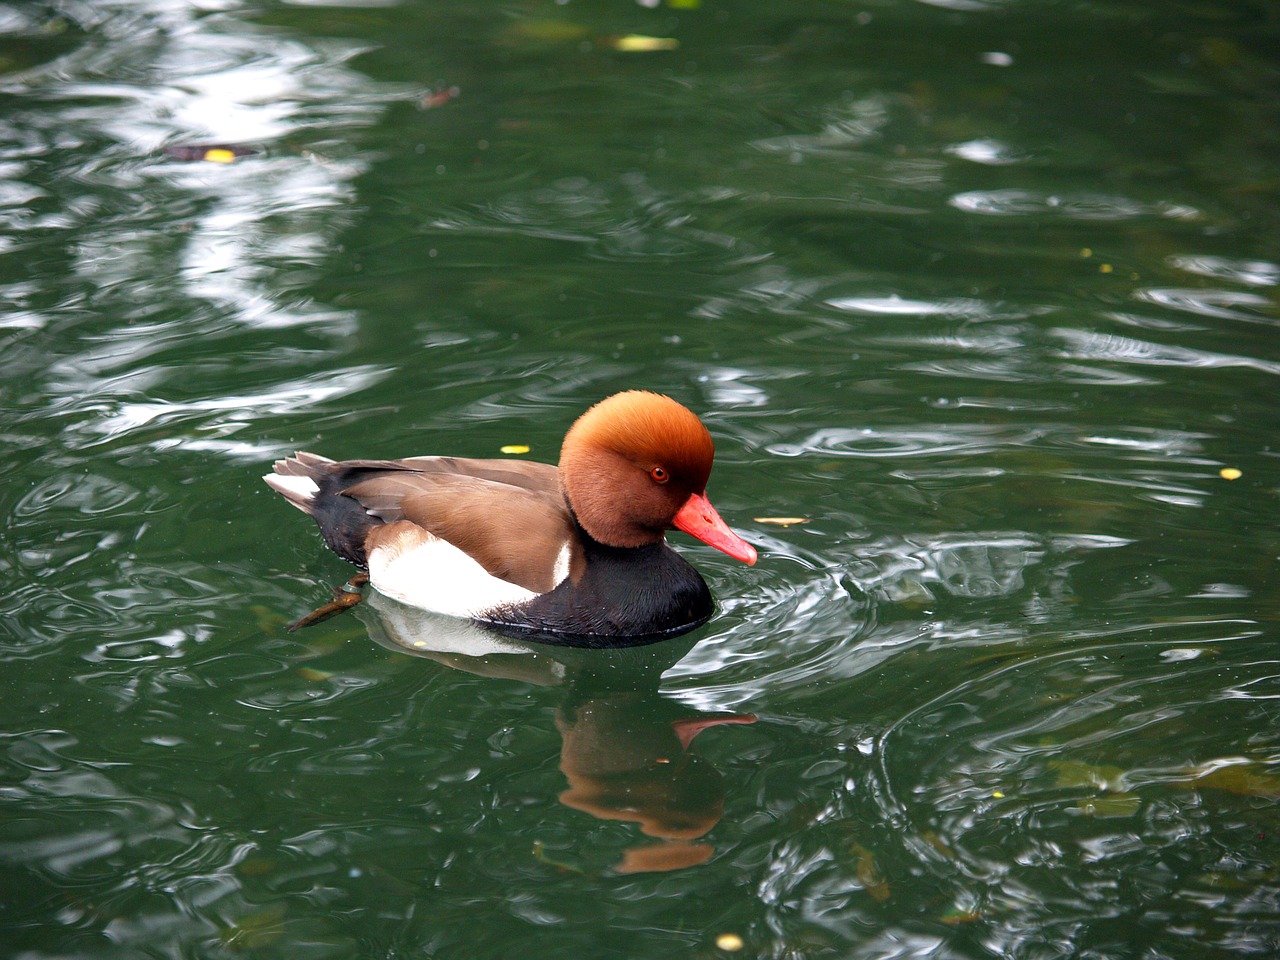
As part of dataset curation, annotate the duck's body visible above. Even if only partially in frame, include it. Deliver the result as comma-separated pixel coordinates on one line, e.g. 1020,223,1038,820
264,392,756,641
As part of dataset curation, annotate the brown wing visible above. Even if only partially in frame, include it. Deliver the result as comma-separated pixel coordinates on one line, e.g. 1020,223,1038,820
334,456,561,496
344,472,576,594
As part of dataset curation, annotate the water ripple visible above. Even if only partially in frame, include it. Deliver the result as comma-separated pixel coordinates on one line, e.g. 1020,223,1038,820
860,628,1280,955
1053,327,1280,375
750,95,892,155
1135,287,1276,324
826,294,995,319
60,365,391,451
0,1,1277,957
769,424,1041,459
950,189,1200,221
2,1,397,340
1167,255,1279,287
666,532,1132,715
431,172,746,262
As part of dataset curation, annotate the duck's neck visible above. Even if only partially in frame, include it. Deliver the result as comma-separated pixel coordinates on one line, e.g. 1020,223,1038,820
567,504,666,558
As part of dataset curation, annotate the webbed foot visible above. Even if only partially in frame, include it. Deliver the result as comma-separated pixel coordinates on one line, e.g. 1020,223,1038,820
287,572,370,632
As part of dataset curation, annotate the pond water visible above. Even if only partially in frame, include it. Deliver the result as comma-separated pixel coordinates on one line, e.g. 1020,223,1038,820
3,0,1280,957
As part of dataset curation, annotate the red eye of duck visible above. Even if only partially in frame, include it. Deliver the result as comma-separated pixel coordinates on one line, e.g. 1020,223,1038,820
650,466,669,484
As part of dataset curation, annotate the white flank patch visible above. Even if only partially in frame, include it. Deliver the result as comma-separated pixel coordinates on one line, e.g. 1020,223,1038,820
551,541,572,587
264,473,319,502
368,531,539,619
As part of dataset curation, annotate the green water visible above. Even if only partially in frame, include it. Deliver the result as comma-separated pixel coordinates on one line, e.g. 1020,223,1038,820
3,1,1280,957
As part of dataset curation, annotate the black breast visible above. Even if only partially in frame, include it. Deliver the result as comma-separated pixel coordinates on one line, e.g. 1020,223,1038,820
479,533,714,647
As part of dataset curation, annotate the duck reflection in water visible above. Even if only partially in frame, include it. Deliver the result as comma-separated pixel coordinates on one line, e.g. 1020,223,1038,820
359,591,755,874
556,690,755,873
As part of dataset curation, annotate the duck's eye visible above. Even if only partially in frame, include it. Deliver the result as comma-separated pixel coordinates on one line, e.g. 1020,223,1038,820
650,466,669,484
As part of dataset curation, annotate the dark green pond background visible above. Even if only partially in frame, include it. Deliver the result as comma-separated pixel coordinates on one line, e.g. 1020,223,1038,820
3,1,1280,957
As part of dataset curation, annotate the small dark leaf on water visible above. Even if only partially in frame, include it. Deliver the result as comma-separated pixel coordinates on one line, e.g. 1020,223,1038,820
532,840,589,875
851,843,890,902
1187,763,1280,799
220,903,286,950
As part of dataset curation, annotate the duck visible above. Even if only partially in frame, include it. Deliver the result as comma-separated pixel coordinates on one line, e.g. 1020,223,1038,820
264,390,757,641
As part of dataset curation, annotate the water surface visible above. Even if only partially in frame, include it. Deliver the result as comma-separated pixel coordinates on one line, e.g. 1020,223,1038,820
3,1,1280,957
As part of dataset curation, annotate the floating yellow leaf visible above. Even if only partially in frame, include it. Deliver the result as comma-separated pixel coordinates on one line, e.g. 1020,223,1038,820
1099,263,1113,273
669,0,701,7
1220,467,1242,480
991,790,1005,799
297,667,333,681
164,143,258,163
501,444,531,455
753,517,808,526
715,933,744,952
609,35,680,52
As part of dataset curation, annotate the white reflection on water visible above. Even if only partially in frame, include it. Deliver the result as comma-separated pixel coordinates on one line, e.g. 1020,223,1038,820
826,294,993,318
1166,255,1279,288
826,294,1052,325
769,424,1042,459
945,137,1024,165
8,0,406,336
694,366,772,408
750,95,891,155
1,1,416,466
1053,327,1280,375
1134,287,1275,324
72,364,391,449
950,189,1200,221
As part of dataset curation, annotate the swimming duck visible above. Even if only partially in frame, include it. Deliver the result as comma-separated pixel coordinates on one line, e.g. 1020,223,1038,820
264,391,757,640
